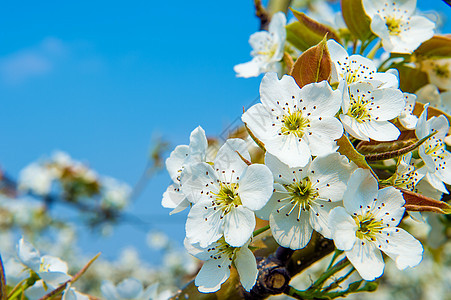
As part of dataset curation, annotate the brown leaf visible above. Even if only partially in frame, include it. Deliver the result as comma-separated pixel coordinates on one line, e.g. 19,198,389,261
397,188,451,214
290,38,332,88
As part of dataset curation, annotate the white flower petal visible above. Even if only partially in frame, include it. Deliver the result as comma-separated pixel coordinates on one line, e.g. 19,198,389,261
346,240,384,281
38,271,71,287
377,227,423,270
184,238,214,261
235,247,258,292
310,153,354,202
116,278,143,299
265,134,311,168
298,81,342,117
214,139,250,181
224,206,255,247
195,257,231,293
255,183,286,220
340,114,370,141
260,73,300,114
100,281,120,300
359,120,400,141
329,207,357,251
17,238,41,272
343,169,378,215
306,118,343,156
165,145,189,182
270,202,313,249
238,164,274,211
180,163,218,204
234,58,264,78
265,153,310,185
368,88,405,121
372,187,405,227
242,103,280,142
186,199,224,248
310,200,341,239
188,126,208,163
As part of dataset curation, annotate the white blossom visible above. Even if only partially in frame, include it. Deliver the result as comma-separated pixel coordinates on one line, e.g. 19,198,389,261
421,58,451,91
242,72,343,167
362,0,435,53
100,177,131,210
101,278,158,300
234,12,286,78
162,126,208,214
257,153,355,249
416,84,451,115
183,139,273,248
398,92,418,129
329,169,423,281
17,238,71,300
327,39,399,89
185,237,257,293
18,163,55,196
415,104,451,193
340,82,405,141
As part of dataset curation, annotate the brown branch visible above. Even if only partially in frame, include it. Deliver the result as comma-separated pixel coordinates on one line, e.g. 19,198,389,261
254,0,270,30
170,233,335,299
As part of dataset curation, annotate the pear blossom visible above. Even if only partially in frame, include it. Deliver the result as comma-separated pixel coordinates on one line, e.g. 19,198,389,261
242,72,343,167
62,285,89,300
392,153,425,191
234,12,286,78
329,169,423,281
398,93,418,129
185,237,257,293
421,58,451,91
162,126,208,214
327,39,398,89
182,139,273,248
17,238,71,300
415,104,451,193
101,278,158,300
416,84,451,115
362,0,435,53
340,82,405,141
18,163,55,196
100,177,131,210
256,153,355,249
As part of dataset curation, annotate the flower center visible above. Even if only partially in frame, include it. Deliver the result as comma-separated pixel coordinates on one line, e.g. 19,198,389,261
433,63,450,79
354,212,384,241
281,111,310,138
348,95,371,123
284,177,318,212
424,136,445,158
211,182,242,218
385,16,402,36
207,237,237,261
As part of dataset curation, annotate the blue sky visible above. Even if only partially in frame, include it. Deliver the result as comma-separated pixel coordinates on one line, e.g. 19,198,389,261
0,1,450,263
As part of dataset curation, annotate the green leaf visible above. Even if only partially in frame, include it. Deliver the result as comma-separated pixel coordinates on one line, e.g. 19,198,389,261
347,281,363,292
341,0,373,41
397,65,429,93
415,35,451,58
359,281,378,292
336,135,378,179
290,37,332,88
286,9,341,52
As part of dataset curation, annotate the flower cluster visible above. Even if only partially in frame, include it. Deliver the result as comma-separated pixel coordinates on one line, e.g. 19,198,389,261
164,1,451,295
